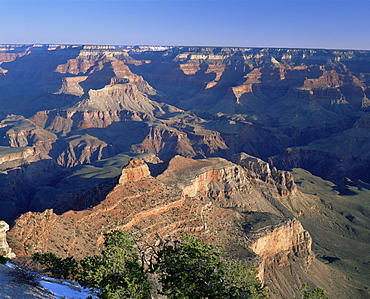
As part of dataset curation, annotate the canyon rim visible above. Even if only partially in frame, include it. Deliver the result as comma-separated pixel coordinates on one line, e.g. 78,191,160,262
0,44,369,298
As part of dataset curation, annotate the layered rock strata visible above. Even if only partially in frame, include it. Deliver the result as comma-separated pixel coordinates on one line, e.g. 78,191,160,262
6,156,364,298
118,158,151,184
248,218,313,281
232,152,297,196
157,155,251,201
7,157,304,260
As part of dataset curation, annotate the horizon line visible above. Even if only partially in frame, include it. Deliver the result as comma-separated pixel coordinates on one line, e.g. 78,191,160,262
1,43,370,52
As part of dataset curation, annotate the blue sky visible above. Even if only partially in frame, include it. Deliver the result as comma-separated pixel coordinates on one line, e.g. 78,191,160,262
1,0,369,50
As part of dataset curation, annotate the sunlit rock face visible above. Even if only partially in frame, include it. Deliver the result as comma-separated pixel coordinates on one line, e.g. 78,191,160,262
6,155,369,298
232,152,297,196
249,218,313,281
118,158,151,184
0,221,15,258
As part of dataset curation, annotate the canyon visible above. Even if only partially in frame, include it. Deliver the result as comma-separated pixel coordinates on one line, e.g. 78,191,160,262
0,44,369,298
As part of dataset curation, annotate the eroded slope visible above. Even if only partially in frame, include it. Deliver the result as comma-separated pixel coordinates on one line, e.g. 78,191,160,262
7,156,368,298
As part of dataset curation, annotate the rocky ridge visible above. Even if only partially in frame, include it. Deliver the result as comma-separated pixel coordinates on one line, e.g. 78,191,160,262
7,156,367,298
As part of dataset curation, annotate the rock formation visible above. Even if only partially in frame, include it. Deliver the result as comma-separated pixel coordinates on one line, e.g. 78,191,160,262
1,45,368,166
7,157,366,298
232,152,297,196
55,134,110,167
0,45,370,298
157,155,251,201
118,158,151,184
248,218,313,280
0,114,56,164
0,221,15,258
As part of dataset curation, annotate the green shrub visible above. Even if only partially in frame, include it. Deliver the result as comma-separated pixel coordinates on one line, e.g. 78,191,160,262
78,230,151,299
155,234,267,299
33,232,268,299
32,252,79,279
301,284,329,299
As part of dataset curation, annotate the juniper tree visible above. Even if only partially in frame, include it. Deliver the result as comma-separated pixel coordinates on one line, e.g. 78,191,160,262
155,234,267,299
78,230,151,299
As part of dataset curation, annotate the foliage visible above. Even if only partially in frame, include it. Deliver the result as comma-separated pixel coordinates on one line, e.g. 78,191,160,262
301,284,329,299
78,230,151,299
155,234,267,299
33,231,268,299
0,255,7,264
223,259,267,299
32,252,79,279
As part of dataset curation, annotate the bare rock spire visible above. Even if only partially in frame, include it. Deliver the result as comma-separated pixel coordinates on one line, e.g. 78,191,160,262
119,158,151,185
0,221,15,259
